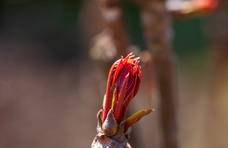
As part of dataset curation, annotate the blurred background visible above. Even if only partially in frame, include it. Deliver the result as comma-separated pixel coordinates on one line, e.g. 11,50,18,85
0,0,227,148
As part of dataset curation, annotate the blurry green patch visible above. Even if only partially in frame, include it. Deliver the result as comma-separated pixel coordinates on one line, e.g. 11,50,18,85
121,0,146,50
173,17,210,74
46,0,82,29
173,18,207,60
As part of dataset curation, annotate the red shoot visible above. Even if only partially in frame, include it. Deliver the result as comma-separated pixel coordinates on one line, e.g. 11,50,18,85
102,53,142,124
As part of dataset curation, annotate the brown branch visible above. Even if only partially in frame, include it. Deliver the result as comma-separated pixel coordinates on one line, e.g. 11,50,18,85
90,0,130,63
206,1,228,148
136,1,179,148
97,0,129,55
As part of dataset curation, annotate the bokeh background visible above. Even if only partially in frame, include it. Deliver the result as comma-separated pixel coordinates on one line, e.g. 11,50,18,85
0,0,228,148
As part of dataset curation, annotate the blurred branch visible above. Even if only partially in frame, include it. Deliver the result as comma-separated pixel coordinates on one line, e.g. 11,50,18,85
136,1,179,148
97,0,129,55
90,0,130,63
206,1,228,148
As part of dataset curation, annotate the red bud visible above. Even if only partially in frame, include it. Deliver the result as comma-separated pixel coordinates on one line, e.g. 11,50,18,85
102,53,142,124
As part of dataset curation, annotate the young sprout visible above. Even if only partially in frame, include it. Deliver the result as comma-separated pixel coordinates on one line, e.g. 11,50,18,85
92,53,153,148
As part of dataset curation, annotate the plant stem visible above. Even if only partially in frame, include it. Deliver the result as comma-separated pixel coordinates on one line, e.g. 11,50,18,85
97,0,129,55
137,1,179,148
206,1,228,147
